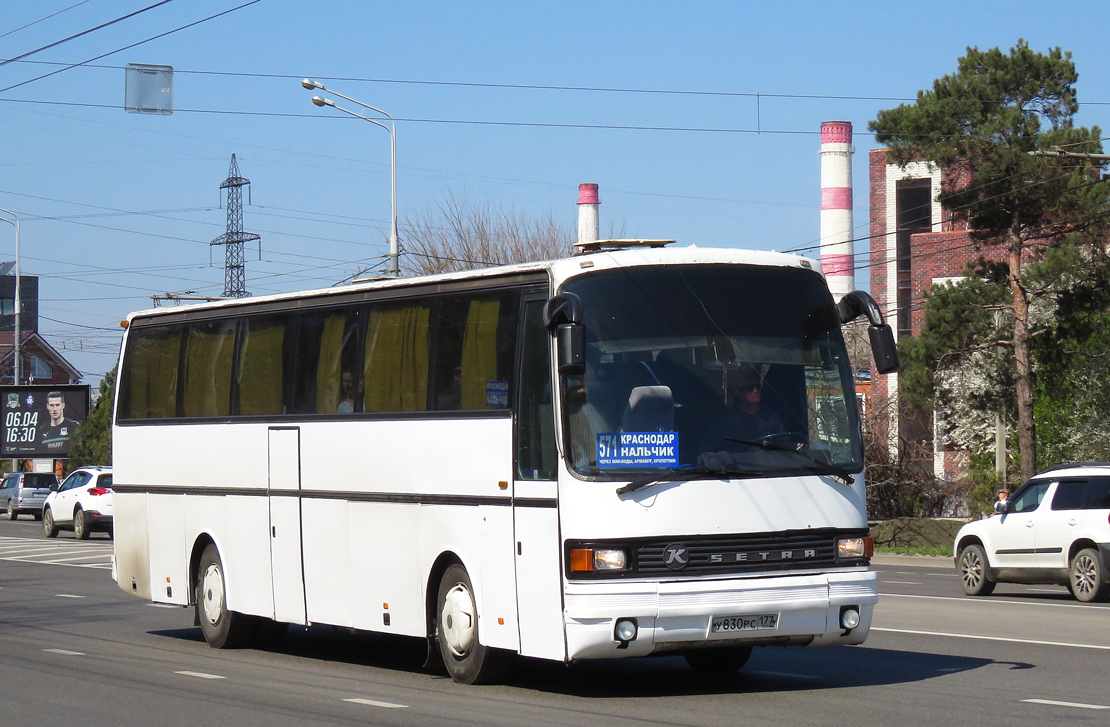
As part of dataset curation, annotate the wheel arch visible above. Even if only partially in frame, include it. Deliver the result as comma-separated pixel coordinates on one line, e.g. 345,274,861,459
424,550,465,639
956,534,987,558
1069,538,1100,563
188,533,218,606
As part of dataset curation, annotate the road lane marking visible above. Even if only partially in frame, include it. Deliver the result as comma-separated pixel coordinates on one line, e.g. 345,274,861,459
175,671,226,680
1024,699,1109,711
881,592,1099,611
343,698,409,709
872,627,1110,651
148,603,180,609
43,648,85,656
55,594,84,598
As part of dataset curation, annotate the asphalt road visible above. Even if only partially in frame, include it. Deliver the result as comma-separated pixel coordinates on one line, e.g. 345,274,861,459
2,518,1108,727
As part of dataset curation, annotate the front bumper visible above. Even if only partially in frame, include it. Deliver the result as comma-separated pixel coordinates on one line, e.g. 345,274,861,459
563,569,877,660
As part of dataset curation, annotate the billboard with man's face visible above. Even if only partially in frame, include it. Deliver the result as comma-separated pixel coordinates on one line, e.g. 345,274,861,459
0,385,91,458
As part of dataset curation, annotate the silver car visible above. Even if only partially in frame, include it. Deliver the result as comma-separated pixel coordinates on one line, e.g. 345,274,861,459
1,472,58,520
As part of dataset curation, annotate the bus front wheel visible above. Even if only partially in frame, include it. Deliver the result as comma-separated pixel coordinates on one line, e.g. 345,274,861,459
195,544,254,649
436,563,510,684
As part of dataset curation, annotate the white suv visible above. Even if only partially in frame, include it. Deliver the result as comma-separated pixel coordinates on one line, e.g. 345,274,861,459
43,466,114,540
954,463,1110,602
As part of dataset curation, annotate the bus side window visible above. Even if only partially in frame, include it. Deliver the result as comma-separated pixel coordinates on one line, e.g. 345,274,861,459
516,299,556,480
182,320,235,417
237,314,287,416
364,302,431,413
119,324,182,419
431,292,518,412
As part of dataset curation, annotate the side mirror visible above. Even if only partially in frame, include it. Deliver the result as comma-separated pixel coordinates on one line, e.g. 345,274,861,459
994,500,1008,514
544,293,586,376
868,323,900,375
838,290,900,374
49,483,60,492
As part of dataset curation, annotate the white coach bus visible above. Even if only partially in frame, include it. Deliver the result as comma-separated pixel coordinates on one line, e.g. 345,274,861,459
113,241,898,684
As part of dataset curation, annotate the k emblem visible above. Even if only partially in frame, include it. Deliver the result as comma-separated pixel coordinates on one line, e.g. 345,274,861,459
663,542,689,570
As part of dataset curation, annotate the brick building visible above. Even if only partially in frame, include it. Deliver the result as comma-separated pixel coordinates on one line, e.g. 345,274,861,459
0,274,82,385
868,149,1006,481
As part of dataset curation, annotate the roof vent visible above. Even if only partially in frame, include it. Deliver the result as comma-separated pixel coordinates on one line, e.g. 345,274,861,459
573,238,676,255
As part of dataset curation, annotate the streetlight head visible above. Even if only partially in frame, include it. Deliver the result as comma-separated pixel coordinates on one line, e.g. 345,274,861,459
301,78,322,90
311,95,333,107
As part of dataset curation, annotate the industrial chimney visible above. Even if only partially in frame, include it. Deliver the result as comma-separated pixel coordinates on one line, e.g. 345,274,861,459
819,121,854,301
577,183,600,246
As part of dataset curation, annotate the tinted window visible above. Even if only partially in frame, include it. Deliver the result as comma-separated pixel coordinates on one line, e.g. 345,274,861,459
1083,477,1110,509
96,474,113,488
516,299,555,480
288,309,360,415
182,320,235,417
1011,481,1051,513
1051,480,1087,510
364,301,431,412
63,472,91,491
430,292,518,412
237,315,287,416
23,473,57,488
120,325,182,419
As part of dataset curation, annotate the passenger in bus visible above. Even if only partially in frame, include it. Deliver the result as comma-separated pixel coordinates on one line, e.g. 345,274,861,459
697,364,783,467
435,366,463,410
336,370,356,413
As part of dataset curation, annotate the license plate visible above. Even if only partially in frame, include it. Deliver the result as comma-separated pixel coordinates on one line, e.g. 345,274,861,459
710,613,779,633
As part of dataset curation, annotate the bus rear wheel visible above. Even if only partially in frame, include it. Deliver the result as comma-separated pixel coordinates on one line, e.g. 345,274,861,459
436,563,510,684
195,544,254,649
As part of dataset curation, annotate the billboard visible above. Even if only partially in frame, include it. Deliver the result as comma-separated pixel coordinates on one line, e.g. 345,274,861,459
1,385,91,458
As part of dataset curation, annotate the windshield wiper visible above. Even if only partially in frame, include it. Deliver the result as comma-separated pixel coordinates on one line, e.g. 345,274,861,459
616,465,761,496
724,437,856,485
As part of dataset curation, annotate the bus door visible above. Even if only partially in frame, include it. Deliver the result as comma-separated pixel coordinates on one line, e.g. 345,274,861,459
512,297,566,660
268,426,307,624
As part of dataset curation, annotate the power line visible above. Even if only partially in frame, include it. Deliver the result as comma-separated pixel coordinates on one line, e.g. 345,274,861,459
0,0,262,95
8,59,1110,107
0,1,95,41
0,0,173,70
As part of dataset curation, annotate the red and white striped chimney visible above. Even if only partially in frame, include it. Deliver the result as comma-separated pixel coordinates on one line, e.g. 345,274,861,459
577,183,600,246
819,121,854,301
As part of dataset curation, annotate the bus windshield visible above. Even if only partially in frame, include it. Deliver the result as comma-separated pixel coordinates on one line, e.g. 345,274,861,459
560,264,862,480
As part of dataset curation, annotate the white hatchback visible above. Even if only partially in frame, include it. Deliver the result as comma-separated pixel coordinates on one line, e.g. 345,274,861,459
43,466,114,540
954,463,1110,602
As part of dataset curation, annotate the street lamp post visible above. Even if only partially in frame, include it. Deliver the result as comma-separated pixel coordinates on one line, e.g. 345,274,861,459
302,79,399,277
0,208,20,384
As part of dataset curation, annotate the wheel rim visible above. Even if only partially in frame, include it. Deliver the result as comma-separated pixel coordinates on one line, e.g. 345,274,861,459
6,501,12,517
961,550,983,590
44,511,52,531
200,563,225,627
441,582,477,658
75,512,84,535
1072,554,1097,598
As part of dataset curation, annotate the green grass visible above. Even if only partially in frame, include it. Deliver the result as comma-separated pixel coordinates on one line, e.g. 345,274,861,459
875,545,953,557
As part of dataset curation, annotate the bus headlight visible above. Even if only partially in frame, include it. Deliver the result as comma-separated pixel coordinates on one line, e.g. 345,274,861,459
570,548,629,572
837,537,873,559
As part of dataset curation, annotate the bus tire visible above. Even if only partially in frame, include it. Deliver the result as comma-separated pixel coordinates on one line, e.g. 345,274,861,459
195,544,254,649
684,646,753,673
436,563,510,684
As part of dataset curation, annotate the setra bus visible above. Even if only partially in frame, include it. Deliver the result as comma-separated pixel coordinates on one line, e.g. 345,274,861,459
112,240,898,684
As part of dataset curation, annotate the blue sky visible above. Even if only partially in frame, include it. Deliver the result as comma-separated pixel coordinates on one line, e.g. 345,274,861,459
2,0,1108,384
